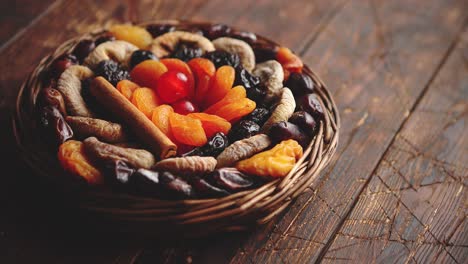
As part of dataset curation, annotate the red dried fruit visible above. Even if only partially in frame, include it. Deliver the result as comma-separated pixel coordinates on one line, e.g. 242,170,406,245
172,100,199,115
160,58,195,98
156,71,190,103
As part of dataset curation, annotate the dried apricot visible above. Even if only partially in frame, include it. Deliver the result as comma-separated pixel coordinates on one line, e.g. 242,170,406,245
58,140,103,185
276,47,303,80
187,113,231,138
212,98,256,122
169,113,207,146
131,87,161,118
117,79,140,100
236,139,303,178
109,24,153,49
188,58,216,105
160,58,195,98
130,60,168,89
151,104,174,137
204,85,246,114
203,65,235,107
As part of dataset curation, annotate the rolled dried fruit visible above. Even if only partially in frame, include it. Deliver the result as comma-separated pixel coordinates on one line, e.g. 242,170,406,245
58,140,103,185
83,137,156,169
57,65,94,117
66,116,127,143
154,156,217,174
261,87,296,132
236,139,303,178
217,134,271,168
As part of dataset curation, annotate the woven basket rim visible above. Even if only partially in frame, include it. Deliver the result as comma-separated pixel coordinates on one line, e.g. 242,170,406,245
13,20,340,235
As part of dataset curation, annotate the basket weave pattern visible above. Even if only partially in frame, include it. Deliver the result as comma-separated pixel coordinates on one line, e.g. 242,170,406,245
13,20,340,235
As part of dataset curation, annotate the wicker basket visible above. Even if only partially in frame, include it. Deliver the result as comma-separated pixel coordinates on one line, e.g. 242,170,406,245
13,20,340,236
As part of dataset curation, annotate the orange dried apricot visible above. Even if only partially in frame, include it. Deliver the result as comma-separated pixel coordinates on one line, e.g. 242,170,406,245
236,139,303,178
204,85,246,114
130,60,168,89
109,24,153,49
187,113,231,138
212,98,256,122
131,87,161,118
151,104,174,138
169,113,207,146
117,79,140,100
203,65,235,107
188,58,216,105
160,58,195,98
276,47,303,80
58,140,103,185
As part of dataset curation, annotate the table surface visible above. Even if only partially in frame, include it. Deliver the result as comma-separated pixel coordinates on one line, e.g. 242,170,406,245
1,0,467,263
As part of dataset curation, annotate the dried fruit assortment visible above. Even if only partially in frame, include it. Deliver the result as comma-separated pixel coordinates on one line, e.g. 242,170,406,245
39,22,324,200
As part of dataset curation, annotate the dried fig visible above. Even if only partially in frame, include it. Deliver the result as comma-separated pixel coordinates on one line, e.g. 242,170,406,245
150,31,215,58
153,156,217,174
83,40,138,69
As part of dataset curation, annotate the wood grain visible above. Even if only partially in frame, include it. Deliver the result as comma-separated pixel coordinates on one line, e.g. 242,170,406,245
230,0,467,263
322,27,468,263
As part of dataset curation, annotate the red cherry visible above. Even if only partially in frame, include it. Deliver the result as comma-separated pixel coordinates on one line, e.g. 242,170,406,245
156,71,189,103
172,100,199,115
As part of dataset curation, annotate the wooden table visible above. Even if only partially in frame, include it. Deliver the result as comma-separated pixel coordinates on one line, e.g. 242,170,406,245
1,0,466,263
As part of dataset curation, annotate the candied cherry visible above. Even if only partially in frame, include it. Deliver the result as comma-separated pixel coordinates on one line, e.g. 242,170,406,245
109,24,152,49
188,58,216,105
172,100,199,115
130,60,168,89
156,71,190,104
160,58,194,98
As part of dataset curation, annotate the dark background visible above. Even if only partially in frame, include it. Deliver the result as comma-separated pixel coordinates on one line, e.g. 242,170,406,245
0,0,467,263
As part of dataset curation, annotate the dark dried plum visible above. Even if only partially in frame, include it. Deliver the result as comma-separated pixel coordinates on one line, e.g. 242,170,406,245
95,60,130,86
244,107,270,126
234,66,260,90
103,159,135,185
50,53,77,77
201,23,231,39
231,30,257,44
298,94,324,120
191,177,230,198
146,24,175,37
94,33,116,46
159,171,194,199
288,111,317,136
37,87,67,115
130,50,157,68
247,86,267,105
204,50,240,68
170,42,203,62
183,132,229,157
39,106,73,146
229,120,260,142
129,168,161,196
252,41,278,63
72,39,95,63
269,121,310,147
210,168,255,192
285,72,314,97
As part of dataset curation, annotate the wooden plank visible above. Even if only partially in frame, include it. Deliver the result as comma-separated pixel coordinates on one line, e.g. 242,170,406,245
229,0,468,263
322,28,467,263
0,0,58,47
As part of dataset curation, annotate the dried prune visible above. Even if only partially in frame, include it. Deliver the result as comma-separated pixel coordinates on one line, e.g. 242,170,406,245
104,159,135,185
37,87,67,115
129,168,161,196
231,30,257,44
269,121,310,147
39,106,73,146
229,120,260,142
209,168,255,192
234,66,260,90
201,23,231,39
183,132,229,157
159,171,194,199
94,33,116,46
285,72,314,97
146,24,175,37
191,177,230,198
204,50,240,68
244,107,270,126
252,41,278,63
95,60,130,86
170,42,203,62
289,111,317,136
72,39,95,63
246,86,267,105
130,50,158,68
298,93,324,120
50,53,77,77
